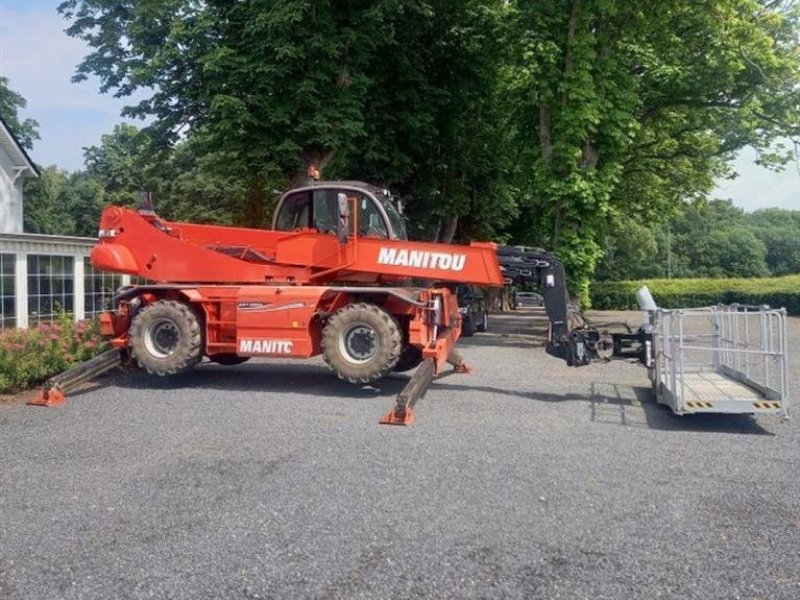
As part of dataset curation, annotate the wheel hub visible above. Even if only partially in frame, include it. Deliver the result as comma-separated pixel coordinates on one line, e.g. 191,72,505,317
144,318,180,358
340,323,379,364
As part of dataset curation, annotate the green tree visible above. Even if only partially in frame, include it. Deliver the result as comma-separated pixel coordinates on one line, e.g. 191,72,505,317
594,217,663,281
747,208,800,275
333,0,517,243
76,123,249,228
23,166,77,235
505,0,800,302
58,0,516,236
668,199,769,277
66,172,108,237
82,123,154,205
0,76,40,150
58,0,414,221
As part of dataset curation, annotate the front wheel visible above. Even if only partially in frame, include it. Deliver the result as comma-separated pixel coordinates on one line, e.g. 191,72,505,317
129,299,204,376
322,303,402,383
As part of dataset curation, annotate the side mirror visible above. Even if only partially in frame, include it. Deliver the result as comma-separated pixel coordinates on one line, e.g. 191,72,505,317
336,193,350,244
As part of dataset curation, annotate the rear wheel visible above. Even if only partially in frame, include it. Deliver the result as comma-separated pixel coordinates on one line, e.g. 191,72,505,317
129,299,204,375
461,316,477,337
322,303,402,383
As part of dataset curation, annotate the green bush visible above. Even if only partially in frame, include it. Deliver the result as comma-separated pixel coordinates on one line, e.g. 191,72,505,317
0,314,107,394
591,275,800,315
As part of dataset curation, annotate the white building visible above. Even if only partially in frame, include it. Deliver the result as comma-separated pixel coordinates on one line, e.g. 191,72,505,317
0,114,125,328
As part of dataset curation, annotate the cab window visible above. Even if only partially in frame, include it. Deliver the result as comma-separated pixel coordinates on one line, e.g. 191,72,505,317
275,188,390,239
275,192,311,230
352,193,389,239
313,190,338,234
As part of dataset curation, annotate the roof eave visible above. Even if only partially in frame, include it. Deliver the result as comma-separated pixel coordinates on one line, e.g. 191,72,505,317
0,114,39,178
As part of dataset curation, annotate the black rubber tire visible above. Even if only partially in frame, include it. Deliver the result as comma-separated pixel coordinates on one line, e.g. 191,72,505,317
393,344,424,373
322,303,402,383
461,317,477,337
476,310,488,333
209,353,250,366
129,299,204,376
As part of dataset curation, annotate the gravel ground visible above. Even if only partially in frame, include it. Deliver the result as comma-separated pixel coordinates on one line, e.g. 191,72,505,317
1,309,799,600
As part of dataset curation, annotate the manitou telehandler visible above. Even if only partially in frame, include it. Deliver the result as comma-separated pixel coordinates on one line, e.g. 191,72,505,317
31,181,646,422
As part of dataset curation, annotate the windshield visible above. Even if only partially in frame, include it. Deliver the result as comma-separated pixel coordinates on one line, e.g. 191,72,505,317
376,192,407,240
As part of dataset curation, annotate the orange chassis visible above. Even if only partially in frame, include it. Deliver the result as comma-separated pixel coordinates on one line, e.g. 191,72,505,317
100,283,465,377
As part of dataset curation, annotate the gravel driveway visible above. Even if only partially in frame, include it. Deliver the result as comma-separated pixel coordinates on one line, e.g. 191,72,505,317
1,309,798,600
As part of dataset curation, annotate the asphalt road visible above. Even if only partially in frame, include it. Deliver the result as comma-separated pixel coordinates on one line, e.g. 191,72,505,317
1,309,799,600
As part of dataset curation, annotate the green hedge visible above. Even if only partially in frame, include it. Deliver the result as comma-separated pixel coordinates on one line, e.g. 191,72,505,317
591,275,800,315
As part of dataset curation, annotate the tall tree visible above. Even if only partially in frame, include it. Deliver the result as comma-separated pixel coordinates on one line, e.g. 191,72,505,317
58,0,514,234
661,199,768,278
332,0,516,242
505,0,800,301
0,76,40,150
58,0,415,222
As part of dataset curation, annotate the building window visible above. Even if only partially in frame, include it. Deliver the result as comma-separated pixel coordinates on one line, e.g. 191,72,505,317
84,258,122,317
27,255,74,324
0,253,15,329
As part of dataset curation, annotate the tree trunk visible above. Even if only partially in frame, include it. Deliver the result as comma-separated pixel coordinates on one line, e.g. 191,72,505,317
562,0,583,108
539,105,553,162
439,215,459,244
239,172,269,227
580,142,599,169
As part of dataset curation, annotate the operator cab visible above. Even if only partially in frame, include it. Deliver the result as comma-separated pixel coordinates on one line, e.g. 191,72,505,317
272,181,407,240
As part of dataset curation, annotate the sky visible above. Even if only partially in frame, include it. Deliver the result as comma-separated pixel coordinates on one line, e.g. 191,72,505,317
0,0,798,213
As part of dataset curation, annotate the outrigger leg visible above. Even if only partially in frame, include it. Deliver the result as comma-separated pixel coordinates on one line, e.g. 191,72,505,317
446,348,472,374
379,349,473,426
380,358,436,426
28,348,124,406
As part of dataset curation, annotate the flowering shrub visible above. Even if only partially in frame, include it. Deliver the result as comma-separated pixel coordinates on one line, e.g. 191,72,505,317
0,314,106,394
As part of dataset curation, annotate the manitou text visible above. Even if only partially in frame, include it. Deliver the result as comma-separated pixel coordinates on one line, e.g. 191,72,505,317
238,339,294,355
377,247,466,271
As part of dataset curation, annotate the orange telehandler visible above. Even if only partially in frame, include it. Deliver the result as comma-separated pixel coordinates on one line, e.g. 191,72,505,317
31,181,642,423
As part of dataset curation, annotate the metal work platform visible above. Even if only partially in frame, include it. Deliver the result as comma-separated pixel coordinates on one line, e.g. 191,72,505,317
650,305,789,416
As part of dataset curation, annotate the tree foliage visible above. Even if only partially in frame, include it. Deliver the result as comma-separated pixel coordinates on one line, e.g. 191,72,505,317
504,0,800,300
57,0,515,238
746,208,800,276
595,199,800,280
0,76,40,150
25,124,250,236
29,0,800,298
